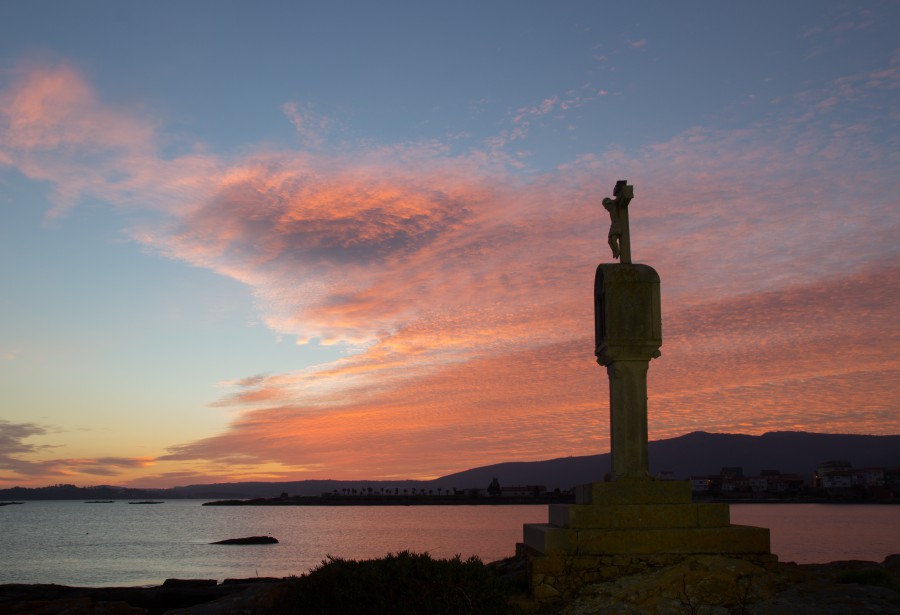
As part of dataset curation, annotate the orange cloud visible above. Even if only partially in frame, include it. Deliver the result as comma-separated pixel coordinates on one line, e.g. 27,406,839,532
2,60,898,486
155,265,899,481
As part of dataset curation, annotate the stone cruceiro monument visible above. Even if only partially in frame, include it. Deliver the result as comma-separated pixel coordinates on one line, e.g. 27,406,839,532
521,181,775,600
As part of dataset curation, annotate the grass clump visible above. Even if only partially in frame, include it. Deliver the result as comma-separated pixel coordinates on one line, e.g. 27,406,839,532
836,567,898,590
279,550,515,614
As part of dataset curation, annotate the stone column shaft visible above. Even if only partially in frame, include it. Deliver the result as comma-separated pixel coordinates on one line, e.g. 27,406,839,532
607,360,650,479
595,263,661,482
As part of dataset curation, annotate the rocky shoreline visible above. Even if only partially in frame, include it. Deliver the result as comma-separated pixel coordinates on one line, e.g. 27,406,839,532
2,554,899,614
0,577,294,614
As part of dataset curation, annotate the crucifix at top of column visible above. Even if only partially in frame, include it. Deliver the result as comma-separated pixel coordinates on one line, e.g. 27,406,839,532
602,180,634,264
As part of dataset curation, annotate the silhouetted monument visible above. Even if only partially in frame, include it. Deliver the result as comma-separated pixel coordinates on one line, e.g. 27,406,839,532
595,181,660,480
521,180,774,601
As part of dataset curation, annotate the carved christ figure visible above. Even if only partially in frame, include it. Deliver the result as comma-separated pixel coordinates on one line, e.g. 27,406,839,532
602,195,623,259
602,180,633,262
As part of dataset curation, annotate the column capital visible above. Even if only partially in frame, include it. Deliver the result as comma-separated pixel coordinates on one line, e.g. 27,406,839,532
596,344,661,367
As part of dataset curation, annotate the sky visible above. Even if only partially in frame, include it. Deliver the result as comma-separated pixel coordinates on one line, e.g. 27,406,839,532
1,1,898,489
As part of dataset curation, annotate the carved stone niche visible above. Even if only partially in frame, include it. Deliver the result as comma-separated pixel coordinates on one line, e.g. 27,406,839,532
594,263,661,366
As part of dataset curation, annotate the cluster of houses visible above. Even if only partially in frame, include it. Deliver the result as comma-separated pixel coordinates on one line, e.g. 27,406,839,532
315,461,898,502
456,461,900,500
812,460,897,493
688,460,900,499
689,468,805,496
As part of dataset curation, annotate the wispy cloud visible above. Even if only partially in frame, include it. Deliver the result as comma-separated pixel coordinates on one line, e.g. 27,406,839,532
1,59,898,485
0,59,222,219
282,102,333,147
488,86,608,150
0,60,159,217
0,420,51,456
0,420,154,480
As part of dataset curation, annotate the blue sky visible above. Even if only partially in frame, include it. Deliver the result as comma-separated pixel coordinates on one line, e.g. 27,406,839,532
1,1,897,487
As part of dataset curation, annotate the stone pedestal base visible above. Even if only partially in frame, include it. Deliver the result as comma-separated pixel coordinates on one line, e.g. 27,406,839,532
522,480,775,600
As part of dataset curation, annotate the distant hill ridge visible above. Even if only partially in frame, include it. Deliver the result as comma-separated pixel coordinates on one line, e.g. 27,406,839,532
435,431,900,490
2,431,897,499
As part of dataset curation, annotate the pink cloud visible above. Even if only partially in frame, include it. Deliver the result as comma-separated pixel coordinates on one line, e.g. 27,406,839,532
0,61,149,151
2,60,898,486
0,60,222,218
0,61,158,216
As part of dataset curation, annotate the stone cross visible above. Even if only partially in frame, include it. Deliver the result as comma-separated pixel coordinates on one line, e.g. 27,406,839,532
595,181,661,480
521,181,772,598
602,180,634,264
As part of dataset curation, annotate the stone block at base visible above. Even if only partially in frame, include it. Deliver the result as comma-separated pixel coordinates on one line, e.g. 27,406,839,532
524,522,770,556
576,480,692,505
523,480,776,601
550,501,730,529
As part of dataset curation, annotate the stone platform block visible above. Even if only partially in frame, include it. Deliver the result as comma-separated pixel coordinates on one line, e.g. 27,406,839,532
524,523,577,556
524,522,770,557
578,524,770,555
549,501,730,529
576,479,692,505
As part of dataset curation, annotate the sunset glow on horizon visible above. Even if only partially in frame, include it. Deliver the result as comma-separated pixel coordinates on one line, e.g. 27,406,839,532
1,2,898,488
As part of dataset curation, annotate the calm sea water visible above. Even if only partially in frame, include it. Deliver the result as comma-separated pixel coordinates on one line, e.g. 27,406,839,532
1,501,898,586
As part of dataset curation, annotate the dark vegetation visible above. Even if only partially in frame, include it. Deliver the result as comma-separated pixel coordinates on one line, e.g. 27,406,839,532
277,551,517,614
837,567,899,591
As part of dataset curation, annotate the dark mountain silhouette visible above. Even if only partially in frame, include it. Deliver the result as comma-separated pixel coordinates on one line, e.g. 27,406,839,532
428,431,900,490
2,432,896,499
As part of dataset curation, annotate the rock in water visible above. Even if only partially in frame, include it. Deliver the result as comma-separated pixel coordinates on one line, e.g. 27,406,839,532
211,536,278,545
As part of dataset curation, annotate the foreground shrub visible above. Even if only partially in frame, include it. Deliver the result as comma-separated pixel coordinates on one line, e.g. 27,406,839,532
836,567,898,590
279,550,515,614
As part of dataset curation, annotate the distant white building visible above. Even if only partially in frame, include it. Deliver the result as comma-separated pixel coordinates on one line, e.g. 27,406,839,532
815,460,851,488
690,477,713,492
858,468,885,487
820,471,852,489
748,477,768,492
